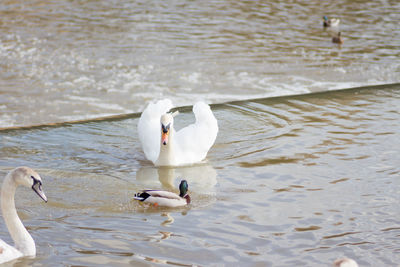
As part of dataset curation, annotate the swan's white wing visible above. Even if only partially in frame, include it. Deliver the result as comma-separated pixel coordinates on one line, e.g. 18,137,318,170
138,99,173,163
175,101,218,164
0,239,23,264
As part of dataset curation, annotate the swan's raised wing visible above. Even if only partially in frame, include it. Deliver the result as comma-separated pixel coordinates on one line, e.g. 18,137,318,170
138,99,173,163
175,102,218,164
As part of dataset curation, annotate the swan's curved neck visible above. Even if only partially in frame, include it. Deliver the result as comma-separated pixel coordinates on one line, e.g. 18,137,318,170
156,127,175,166
1,175,36,256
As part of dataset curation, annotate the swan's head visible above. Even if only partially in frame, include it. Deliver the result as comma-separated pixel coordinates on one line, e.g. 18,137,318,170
160,113,174,146
179,180,189,197
10,167,48,202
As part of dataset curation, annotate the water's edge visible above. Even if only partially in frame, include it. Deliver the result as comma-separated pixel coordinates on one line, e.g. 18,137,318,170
2,82,399,132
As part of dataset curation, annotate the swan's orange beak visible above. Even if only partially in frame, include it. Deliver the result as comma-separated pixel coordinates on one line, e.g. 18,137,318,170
161,123,170,145
161,123,171,146
161,131,169,145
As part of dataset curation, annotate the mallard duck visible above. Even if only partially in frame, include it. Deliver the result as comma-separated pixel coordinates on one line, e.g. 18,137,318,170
0,167,47,264
134,180,191,207
137,99,218,166
332,32,344,44
323,16,340,27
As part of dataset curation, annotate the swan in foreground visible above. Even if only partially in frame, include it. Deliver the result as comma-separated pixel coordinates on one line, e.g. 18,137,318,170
333,258,359,267
134,180,190,207
138,99,218,166
0,167,47,264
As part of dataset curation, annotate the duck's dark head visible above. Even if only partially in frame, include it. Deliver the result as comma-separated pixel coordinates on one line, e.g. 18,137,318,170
179,180,189,197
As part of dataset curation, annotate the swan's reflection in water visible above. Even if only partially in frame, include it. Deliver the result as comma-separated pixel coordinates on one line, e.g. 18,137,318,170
136,163,217,195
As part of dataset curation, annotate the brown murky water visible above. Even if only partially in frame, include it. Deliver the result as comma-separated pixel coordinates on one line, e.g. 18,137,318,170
1,0,399,266
0,84,399,266
1,0,399,127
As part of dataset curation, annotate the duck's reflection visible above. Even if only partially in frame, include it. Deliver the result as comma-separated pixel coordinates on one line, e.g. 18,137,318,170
161,213,174,227
136,163,217,195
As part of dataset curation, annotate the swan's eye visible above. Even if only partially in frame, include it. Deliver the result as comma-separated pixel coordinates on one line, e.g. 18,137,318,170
162,123,170,133
31,176,41,186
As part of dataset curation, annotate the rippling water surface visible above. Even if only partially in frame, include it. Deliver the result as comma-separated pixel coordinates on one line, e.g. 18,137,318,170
1,0,400,127
1,1,399,266
0,84,399,266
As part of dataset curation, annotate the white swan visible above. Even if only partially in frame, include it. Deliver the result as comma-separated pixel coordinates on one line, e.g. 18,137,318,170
333,258,359,267
0,167,47,264
138,99,218,166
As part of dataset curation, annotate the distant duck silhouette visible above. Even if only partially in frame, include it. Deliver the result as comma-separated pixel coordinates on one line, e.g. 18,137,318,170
333,257,359,267
332,32,344,44
323,16,340,28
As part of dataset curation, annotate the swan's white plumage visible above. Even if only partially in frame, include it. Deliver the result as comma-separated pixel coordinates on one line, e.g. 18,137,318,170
0,167,47,264
138,99,173,163
138,99,218,166
333,258,359,267
0,239,23,264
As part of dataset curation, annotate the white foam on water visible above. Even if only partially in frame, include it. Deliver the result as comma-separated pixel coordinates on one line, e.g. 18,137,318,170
73,76,95,85
180,72,202,84
89,102,129,112
66,95,130,113
67,95,100,103
0,6,399,128
59,113,126,123
0,114,16,129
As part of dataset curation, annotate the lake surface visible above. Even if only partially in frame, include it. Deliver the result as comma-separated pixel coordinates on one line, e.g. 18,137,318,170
0,84,399,266
1,0,399,127
0,0,399,266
